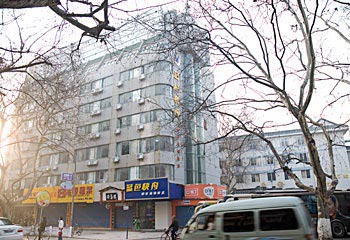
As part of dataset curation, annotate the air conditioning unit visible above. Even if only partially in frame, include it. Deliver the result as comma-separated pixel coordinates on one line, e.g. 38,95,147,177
88,132,101,140
117,81,123,87
137,124,144,131
90,109,101,116
87,179,94,184
115,104,122,110
85,160,98,166
139,74,145,81
91,88,103,95
137,153,144,160
79,180,86,184
113,156,120,163
51,165,58,170
114,128,121,135
137,98,145,105
41,166,50,171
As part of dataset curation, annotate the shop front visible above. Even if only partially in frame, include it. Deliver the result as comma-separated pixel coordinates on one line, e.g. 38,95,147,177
21,184,102,227
124,177,184,230
172,184,227,227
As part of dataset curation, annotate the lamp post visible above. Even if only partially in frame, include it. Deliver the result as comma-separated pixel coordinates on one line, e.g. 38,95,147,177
70,157,77,237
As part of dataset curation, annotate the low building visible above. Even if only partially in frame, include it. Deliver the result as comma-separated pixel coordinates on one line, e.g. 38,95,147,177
219,120,350,192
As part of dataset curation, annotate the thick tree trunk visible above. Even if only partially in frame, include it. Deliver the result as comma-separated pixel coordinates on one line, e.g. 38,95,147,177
318,218,332,240
314,169,332,239
317,193,333,239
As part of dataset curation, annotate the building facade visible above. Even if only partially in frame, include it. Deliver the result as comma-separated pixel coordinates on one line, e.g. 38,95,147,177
219,120,350,193
5,9,221,229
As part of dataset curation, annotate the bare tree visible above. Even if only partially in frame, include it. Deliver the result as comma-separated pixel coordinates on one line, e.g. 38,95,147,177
219,135,252,192
0,50,83,219
138,0,350,239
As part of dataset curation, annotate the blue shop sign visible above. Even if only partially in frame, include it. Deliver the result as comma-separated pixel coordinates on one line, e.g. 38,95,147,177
125,178,169,200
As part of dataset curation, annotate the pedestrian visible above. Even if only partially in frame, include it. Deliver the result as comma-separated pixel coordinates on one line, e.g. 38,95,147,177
167,215,179,240
58,217,64,240
38,216,47,240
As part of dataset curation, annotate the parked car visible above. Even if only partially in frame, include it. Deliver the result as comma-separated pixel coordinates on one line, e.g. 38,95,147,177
180,196,315,240
0,217,24,240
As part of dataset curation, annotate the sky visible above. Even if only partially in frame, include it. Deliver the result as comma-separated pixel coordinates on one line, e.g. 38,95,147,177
1,0,349,139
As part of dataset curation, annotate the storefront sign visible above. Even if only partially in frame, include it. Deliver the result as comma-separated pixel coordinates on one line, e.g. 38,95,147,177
185,184,227,199
61,173,73,181
106,192,119,201
36,190,51,207
125,178,169,200
60,181,73,190
22,184,94,204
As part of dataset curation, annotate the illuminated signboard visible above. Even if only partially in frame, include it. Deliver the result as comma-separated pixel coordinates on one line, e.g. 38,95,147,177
125,178,169,200
22,184,94,204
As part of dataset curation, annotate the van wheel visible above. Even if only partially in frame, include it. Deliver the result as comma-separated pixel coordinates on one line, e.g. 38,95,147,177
331,221,345,238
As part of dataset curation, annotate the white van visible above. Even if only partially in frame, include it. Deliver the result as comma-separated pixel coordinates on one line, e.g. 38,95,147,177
180,196,315,240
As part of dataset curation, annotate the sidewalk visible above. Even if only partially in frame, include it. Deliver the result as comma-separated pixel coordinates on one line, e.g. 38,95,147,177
24,229,164,240
69,229,163,240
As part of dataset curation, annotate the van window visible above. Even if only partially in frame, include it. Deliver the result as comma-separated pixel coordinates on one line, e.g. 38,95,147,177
260,208,299,231
223,211,254,232
194,214,216,231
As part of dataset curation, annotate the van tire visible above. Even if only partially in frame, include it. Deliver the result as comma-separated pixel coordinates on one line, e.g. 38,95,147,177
331,220,346,238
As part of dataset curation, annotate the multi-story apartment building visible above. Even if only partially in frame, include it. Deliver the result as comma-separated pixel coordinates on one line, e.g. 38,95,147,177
219,120,350,193
5,9,221,230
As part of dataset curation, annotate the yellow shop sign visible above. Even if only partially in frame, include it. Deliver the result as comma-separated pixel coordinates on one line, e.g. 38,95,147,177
22,184,94,204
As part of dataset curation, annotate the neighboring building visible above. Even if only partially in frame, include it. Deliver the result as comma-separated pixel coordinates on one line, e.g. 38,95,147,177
346,140,350,166
219,120,350,193
5,9,221,229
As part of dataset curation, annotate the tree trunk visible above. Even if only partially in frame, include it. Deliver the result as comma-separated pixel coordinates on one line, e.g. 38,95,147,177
317,193,332,240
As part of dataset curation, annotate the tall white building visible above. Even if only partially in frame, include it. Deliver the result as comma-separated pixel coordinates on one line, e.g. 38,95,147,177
5,9,220,229
219,120,350,192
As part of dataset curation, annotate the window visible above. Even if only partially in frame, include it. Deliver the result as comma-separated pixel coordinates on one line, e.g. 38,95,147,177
234,158,242,166
223,211,254,232
98,145,109,158
281,138,289,147
301,170,311,179
260,209,298,231
120,71,129,82
121,141,130,155
92,79,102,89
267,172,276,181
115,168,129,181
284,171,290,180
96,170,108,183
75,145,109,161
297,137,304,145
265,156,274,165
114,164,174,181
39,155,50,167
101,98,112,108
235,175,244,183
140,165,154,179
194,214,215,231
251,174,260,182
250,158,257,166
299,153,308,162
